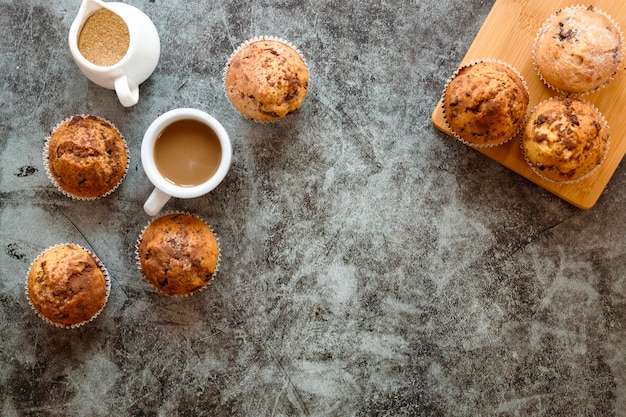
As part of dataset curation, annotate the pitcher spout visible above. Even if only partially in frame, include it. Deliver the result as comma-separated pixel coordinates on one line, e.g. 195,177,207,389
71,0,108,29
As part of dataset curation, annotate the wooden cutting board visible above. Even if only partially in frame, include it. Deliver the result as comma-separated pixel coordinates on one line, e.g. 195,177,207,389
431,0,626,209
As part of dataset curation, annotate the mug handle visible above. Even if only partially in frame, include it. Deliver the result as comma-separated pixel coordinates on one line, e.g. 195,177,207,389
114,75,139,107
144,187,171,216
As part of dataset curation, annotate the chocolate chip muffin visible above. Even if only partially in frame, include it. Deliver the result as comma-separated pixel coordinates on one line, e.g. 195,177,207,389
534,5,623,94
45,115,129,199
522,97,609,182
224,37,309,122
136,213,220,296
26,244,110,328
443,60,529,146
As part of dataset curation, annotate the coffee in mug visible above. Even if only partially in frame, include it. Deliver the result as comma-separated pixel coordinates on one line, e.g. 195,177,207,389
153,119,222,187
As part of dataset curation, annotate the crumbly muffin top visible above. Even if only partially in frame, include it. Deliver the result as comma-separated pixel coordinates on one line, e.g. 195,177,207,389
225,39,309,121
47,115,128,198
522,97,608,182
443,61,529,146
534,6,622,93
137,214,219,296
27,244,108,327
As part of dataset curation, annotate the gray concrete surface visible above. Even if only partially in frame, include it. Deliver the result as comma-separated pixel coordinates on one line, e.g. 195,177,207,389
2,0,626,416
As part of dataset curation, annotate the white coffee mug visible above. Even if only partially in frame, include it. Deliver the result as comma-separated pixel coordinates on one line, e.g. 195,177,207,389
68,0,160,107
141,109,232,216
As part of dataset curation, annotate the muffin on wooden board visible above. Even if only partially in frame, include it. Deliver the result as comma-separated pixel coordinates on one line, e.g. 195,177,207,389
26,244,110,328
136,213,220,296
521,97,609,183
533,5,623,94
442,60,529,147
224,36,309,122
44,115,129,199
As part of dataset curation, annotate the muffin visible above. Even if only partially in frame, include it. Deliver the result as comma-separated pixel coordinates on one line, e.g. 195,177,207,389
26,244,110,328
136,213,220,296
442,60,529,147
533,5,623,94
224,36,309,122
44,115,129,199
521,97,609,183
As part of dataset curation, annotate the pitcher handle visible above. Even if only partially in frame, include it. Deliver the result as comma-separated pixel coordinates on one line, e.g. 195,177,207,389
114,75,139,107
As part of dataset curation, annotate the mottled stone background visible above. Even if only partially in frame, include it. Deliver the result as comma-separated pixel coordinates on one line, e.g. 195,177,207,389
1,0,626,416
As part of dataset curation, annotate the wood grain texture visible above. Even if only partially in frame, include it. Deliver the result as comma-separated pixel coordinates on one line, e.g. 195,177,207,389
431,0,626,209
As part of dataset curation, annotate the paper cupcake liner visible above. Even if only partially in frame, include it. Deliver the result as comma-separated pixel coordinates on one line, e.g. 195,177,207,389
222,35,309,124
532,5,624,96
135,211,221,297
441,58,530,148
25,243,111,329
43,114,130,200
520,97,610,185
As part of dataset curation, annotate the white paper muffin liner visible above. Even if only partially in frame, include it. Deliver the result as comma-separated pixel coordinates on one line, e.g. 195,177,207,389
520,96,610,185
222,35,309,124
43,114,130,200
25,243,111,329
135,211,221,297
441,58,530,148
532,5,624,96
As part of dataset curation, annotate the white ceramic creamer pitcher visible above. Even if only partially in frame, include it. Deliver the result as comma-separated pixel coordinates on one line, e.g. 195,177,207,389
68,0,160,107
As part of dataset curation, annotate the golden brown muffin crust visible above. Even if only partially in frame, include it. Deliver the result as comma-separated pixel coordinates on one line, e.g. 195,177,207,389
522,98,608,182
225,39,309,121
48,115,128,198
534,6,622,93
443,61,529,145
27,244,108,326
138,214,219,296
